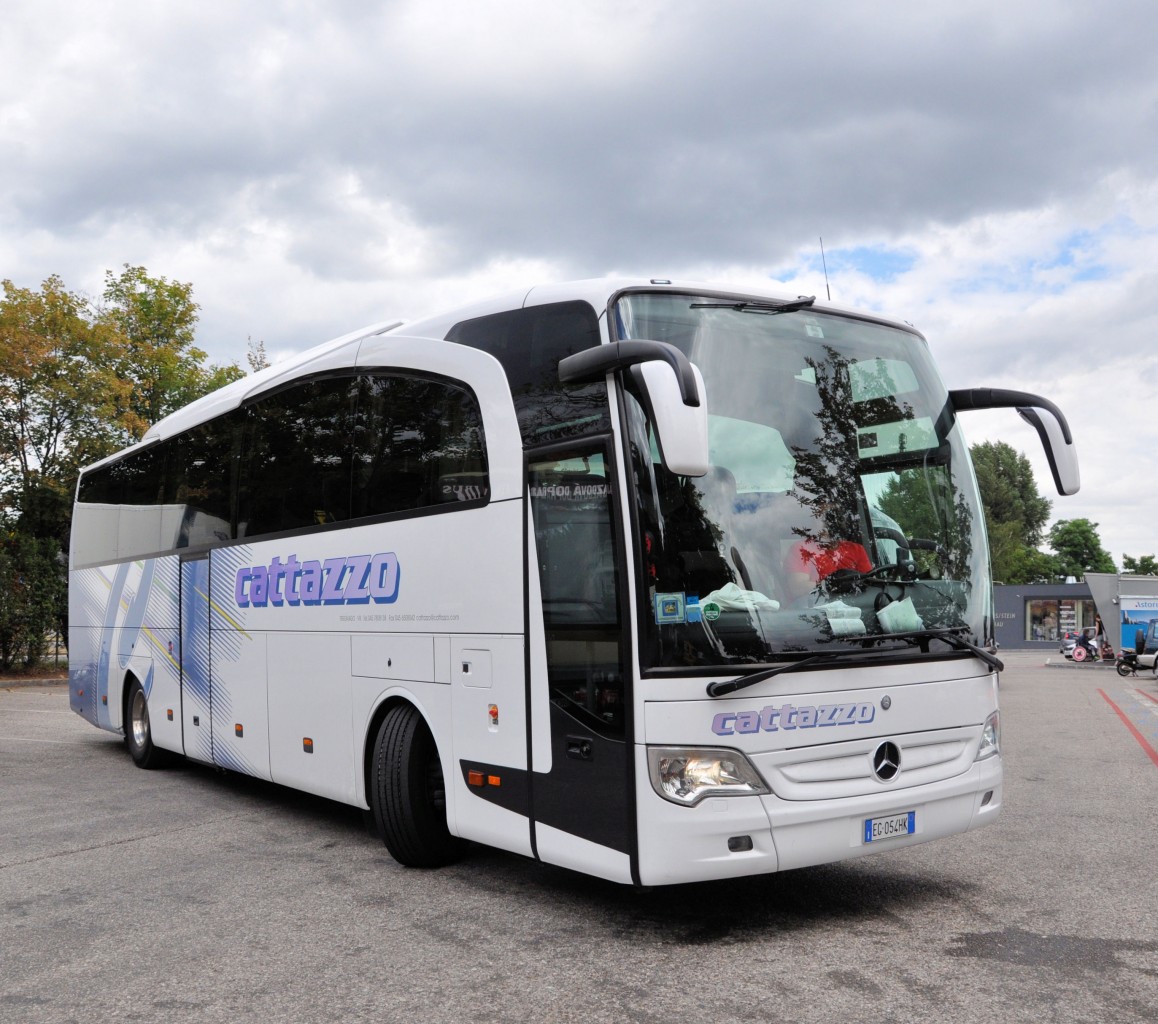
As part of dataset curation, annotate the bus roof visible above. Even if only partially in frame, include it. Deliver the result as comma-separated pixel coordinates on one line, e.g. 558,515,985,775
122,276,917,457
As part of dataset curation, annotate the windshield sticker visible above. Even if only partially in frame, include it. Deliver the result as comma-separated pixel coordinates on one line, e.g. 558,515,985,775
655,592,686,624
685,596,702,624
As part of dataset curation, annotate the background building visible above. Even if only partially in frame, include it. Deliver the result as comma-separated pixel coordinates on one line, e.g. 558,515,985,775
993,574,1158,652
993,582,1096,651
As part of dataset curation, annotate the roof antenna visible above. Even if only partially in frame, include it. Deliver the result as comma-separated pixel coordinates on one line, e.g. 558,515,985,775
819,236,832,301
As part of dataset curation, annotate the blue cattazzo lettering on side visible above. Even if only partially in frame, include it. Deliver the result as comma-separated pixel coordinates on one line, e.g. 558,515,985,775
234,552,400,608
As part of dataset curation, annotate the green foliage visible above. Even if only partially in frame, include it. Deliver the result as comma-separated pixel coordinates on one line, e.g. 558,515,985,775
0,276,137,540
1122,553,1158,575
970,440,1055,584
984,520,1057,583
1,267,244,656
247,336,270,372
1048,518,1116,579
101,264,244,431
0,531,65,670
970,441,1052,546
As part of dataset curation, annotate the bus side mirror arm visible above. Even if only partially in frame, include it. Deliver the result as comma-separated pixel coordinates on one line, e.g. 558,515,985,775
558,340,709,477
558,340,700,406
949,387,1080,496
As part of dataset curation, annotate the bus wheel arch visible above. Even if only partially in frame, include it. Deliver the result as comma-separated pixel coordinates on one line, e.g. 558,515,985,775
123,674,166,769
366,700,465,868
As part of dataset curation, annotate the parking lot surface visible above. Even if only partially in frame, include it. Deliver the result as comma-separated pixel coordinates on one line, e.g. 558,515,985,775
2,652,1156,1023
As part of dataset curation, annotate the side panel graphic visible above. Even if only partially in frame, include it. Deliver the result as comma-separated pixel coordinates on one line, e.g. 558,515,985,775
181,555,213,763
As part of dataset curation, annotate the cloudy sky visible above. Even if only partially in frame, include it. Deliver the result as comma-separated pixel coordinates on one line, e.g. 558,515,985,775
3,0,1156,564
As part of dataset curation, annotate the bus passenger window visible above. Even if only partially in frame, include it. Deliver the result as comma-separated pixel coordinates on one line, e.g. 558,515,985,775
351,375,487,519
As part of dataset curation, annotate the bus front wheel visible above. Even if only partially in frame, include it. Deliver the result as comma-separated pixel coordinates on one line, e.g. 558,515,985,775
370,705,464,868
125,678,166,769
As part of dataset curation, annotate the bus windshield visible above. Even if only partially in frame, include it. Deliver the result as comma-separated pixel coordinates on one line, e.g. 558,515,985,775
615,291,991,670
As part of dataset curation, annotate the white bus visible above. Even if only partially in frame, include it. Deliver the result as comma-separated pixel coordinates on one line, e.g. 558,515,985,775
69,279,1078,886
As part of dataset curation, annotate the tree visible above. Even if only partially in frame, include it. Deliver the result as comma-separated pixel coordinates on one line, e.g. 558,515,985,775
101,264,243,433
247,336,270,372
1,267,245,664
0,276,136,540
984,520,1060,583
970,441,1052,545
0,531,66,670
1122,553,1158,575
1048,518,1116,580
970,441,1053,584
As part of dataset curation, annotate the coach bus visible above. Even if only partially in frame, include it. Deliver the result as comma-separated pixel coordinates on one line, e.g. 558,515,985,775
68,278,1078,886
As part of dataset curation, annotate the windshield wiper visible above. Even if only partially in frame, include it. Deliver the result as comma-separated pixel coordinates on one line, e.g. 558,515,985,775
689,296,816,315
883,627,1004,672
706,627,1002,698
708,649,857,697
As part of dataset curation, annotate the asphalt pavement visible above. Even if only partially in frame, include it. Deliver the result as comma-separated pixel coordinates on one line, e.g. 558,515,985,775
2,652,1156,1023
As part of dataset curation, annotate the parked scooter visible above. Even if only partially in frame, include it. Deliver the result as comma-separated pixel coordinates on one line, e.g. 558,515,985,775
1116,650,1142,676
1115,633,1158,677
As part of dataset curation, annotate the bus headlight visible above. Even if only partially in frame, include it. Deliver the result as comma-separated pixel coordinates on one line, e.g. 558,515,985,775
647,747,769,806
976,710,1000,760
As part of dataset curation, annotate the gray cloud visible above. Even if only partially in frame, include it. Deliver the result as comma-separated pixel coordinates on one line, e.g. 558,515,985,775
3,0,1158,559
7,1,1157,276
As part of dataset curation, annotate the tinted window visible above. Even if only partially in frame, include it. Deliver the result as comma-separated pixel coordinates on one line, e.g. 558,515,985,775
238,376,359,538
75,371,489,562
445,300,608,445
352,374,487,518
78,443,167,506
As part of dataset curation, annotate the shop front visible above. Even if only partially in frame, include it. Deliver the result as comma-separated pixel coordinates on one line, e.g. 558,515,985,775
993,582,1098,651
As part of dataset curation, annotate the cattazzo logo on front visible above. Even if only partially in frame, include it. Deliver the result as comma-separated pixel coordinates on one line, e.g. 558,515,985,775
712,701,875,735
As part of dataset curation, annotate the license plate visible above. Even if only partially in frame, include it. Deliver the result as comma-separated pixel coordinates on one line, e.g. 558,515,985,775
864,810,916,844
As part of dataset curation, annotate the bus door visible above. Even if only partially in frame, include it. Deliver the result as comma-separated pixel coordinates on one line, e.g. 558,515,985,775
526,442,634,880
179,552,213,763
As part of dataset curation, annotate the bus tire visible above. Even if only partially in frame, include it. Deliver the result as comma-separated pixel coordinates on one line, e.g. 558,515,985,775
370,704,464,868
125,678,166,769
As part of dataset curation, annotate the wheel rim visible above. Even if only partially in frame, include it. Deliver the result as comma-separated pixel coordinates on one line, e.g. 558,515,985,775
130,688,149,749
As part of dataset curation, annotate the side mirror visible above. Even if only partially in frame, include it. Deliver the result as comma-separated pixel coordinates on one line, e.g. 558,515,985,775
559,340,709,476
949,388,1080,495
631,361,709,476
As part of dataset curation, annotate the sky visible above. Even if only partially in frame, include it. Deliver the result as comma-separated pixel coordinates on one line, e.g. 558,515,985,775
2,0,1156,565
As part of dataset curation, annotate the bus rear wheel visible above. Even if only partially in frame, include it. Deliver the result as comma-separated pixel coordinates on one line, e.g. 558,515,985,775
370,704,464,868
125,678,166,769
